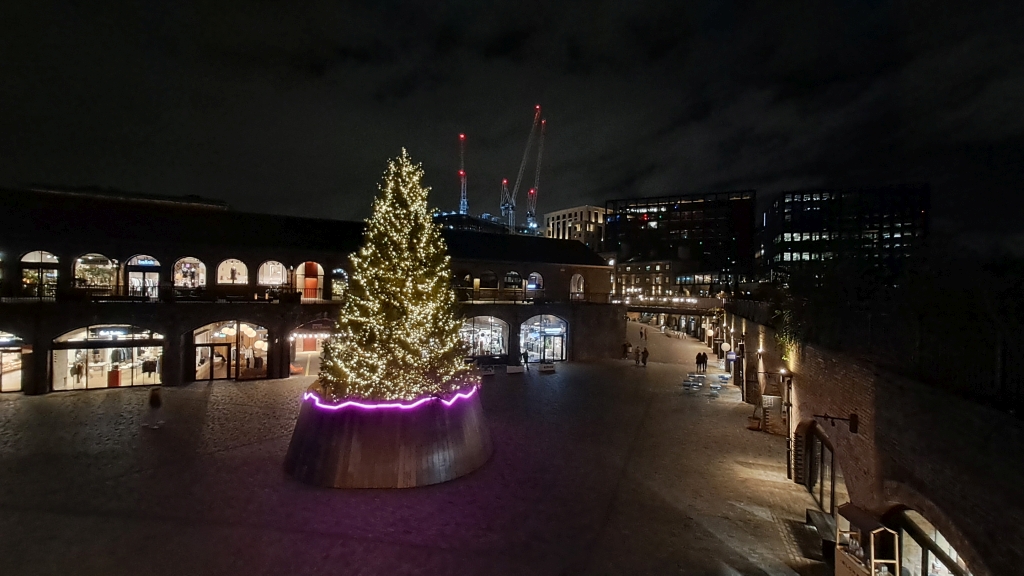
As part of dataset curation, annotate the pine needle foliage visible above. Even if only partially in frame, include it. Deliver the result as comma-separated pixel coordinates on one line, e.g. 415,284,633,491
319,150,474,401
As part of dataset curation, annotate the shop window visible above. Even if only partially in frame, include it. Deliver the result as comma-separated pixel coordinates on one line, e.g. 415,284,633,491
73,253,117,291
527,272,544,290
520,315,567,362
289,318,337,376
125,255,161,298
216,259,248,285
892,510,974,576
0,331,23,393
295,262,324,300
173,257,207,288
460,316,509,358
330,268,348,300
193,321,268,381
257,260,288,286
52,325,163,391
502,271,523,290
570,274,585,299
21,250,60,298
478,270,498,289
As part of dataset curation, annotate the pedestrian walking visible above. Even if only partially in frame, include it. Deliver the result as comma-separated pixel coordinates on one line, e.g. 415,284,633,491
634,346,641,365
695,352,703,372
641,347,649,367
143,387,164,429
701,352,708,372
522,350,530,370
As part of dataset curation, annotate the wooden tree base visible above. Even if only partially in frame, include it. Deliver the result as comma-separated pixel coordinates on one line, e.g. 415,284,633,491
284,383,492,488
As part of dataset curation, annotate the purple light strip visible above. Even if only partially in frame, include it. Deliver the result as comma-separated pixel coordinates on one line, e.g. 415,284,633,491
303,385,478,411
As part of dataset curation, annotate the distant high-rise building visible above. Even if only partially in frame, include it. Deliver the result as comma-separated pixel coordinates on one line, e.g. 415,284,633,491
543,205,606,250
759,184,930,283
604,191,756,297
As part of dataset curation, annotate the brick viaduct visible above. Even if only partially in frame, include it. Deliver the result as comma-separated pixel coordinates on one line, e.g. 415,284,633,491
726,311,1022,576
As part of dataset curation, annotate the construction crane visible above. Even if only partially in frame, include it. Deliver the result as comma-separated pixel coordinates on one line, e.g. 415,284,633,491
498,179,510,226
525,118,546,231
501,105,543,229
458,133,468,215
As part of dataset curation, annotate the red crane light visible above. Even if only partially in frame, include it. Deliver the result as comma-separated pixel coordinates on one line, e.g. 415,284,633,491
458,170,465,176
502,178,508,184
459,133,465,140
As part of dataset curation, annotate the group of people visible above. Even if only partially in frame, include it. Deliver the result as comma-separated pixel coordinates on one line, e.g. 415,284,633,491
634,345,649,367
621,341,650,367
694,352,709,372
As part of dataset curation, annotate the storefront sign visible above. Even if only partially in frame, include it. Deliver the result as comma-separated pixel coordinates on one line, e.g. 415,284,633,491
727,351,736,360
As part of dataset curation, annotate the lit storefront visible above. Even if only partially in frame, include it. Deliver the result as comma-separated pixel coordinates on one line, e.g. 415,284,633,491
806,426,851,516
289,318,336,376
520,314,567,362
216,259,248,285
21,250,59,298
461,316,509,361
193,321,268,380
125,254,160,298
296,261,324,300
0,331,22,393
173,256,206,289
891,510,973,576
73,253,117,294
51,325,164,390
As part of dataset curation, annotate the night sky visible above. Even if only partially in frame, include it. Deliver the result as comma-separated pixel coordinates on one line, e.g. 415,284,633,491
2,2,1022,246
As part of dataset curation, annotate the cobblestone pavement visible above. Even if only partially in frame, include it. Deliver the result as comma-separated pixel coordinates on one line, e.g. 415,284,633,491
0,327,827,576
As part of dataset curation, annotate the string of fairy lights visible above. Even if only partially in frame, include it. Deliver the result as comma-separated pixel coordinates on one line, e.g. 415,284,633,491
319,149,477,401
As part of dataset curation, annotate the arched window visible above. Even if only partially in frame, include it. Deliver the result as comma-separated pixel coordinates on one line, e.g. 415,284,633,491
216,259,248,285
527,272,544,290
460,316,510,358
125,255,161,298
295,261,324,300
503,271,523,290
173,257,207,288
330,268,349,300
193,321,268,381
520,314,568,362
73,253,117,289
479,270,498,289
21,250,60,298
570,273,585,300
257,261,287,286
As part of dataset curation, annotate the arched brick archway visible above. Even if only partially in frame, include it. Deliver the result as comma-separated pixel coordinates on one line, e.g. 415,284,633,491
882,481,991,576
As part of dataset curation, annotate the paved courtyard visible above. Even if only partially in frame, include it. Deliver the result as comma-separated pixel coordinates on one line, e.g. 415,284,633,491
0,323,826,575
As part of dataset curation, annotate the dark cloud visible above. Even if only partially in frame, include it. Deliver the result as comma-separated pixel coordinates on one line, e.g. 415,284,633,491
1,0,1022,244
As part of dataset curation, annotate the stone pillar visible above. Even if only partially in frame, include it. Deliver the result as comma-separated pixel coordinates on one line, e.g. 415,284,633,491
267,327,289,379
508,319,521,365
162,324,183,386
21,334,50,395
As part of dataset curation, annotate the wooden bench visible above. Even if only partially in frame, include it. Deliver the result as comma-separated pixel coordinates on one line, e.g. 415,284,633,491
805,508,837,562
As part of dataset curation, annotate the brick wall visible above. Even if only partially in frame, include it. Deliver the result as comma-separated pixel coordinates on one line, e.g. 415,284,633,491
726,312,1022,576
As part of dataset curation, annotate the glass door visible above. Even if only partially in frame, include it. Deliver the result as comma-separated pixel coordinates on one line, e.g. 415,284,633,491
195,344,233,380
0,349,22,392
128,270,160,299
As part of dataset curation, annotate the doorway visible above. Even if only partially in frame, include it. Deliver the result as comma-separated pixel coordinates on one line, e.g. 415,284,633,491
195,344,233,380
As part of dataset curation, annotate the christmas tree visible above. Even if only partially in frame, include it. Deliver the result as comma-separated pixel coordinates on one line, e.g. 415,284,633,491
318,150,474,401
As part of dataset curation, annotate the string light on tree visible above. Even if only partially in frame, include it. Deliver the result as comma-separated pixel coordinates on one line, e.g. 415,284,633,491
318,149,475,402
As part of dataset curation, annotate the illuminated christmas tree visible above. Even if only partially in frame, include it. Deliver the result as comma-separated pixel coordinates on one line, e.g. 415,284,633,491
319,150,473,401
